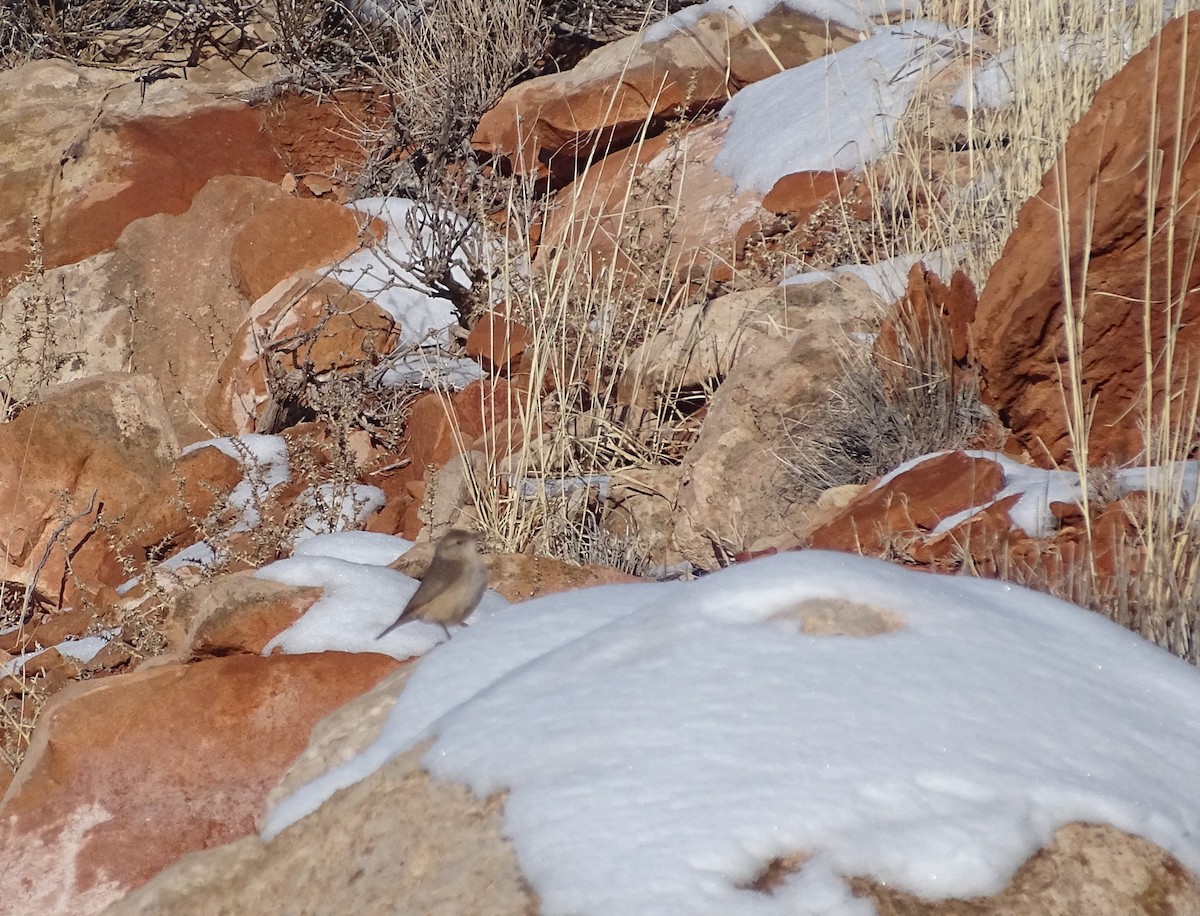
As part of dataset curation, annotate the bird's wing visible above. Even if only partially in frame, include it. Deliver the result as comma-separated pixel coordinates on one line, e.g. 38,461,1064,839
376,580,437,640
397,575,441,622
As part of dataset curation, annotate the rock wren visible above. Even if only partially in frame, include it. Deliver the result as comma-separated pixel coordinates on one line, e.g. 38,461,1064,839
377,529,487,640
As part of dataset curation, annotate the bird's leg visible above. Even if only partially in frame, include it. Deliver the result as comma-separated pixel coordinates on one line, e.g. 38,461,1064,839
440,623,452,640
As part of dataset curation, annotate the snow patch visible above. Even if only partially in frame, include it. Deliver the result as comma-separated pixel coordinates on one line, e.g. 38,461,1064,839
261,550,1200,914
715,23,964,193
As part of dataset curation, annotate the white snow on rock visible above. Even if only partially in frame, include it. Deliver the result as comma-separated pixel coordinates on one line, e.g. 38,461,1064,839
256,532,510,660
951,46,1016,110
293,483,386,544
644,0,918,44
781,249,961,303
181,434,291,532
260,548,1200,915
1,631,118,677
333,197,477,349
715,22,964,193
879,450,1200,538
376,351,486,390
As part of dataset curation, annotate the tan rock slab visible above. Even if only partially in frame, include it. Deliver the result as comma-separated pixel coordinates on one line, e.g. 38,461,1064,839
104,742,535,916
667,281,879,569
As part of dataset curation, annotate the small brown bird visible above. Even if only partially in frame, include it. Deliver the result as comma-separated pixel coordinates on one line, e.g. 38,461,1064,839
377,529,487,640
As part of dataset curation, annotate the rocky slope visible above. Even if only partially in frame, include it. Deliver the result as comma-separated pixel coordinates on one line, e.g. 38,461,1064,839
0,2,1198,912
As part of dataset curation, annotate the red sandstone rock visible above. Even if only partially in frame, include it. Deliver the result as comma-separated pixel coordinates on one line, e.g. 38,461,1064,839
117,174,288,442
43,105,285,273
0,59,286,289
208,273,398,434
260,89,390,203
119,442,243,564
230,197,376,302
0,374,179,609
361,467,420,538
761,169,851,217
879,264,978,372
0,652,400,914
973,11,1200,467
167,574,325,658
403,379,518,472
907,493,1022,569
465,311,532,371
807,452,1007,554
0,375,255,615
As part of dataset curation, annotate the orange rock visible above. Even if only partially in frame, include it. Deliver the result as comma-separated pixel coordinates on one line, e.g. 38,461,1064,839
118,442,243,568
465,311,531,371
168,574,325,658
878,264,978,376
909,493,1022,570
0,652,400,911
230,197,377,302
261,89,390,203
402,379,516,473
110,174,287,442
0,59,287,287
361,466,420,538
0,374,179,610
484,554,645,602
807,452,1006,555
207,273,398,434
14,606,99,655
761,169,851,217
537,119,770,297
973,11,1200,467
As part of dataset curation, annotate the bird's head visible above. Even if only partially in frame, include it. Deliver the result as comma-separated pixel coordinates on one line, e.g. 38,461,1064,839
437,529,483,560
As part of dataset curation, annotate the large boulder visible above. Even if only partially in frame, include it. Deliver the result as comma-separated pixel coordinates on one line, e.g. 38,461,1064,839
118,175,288,442
0,373,179,608
0,651,400,916
0,59,286,289
101,595,1200,915
973,11,1200,467
636,281,878,569
1,175,380,443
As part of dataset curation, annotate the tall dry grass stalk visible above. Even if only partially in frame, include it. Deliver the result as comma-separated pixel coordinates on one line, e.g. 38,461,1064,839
874,0,1192,285
1019,10,1200,662
463,164,694,556
859,2,1200,660
429,58,717,559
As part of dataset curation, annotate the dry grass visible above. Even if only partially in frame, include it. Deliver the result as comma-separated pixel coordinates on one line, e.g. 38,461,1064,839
871,0,1188,285
432,97,718,559
3,0,265,69
883,0,1200,662
781,291,988,496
